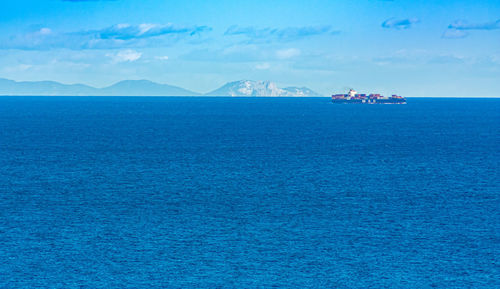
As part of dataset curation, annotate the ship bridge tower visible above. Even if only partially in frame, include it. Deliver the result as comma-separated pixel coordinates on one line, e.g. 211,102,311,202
348,89,357,98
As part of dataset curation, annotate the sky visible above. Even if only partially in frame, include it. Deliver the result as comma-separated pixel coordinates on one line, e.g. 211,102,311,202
0,0,499,96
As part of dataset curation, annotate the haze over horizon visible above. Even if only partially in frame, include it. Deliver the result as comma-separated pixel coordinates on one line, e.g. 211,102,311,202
1,0,499,96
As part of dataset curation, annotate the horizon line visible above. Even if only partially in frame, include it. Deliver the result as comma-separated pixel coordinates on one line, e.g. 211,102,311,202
1,77,499,98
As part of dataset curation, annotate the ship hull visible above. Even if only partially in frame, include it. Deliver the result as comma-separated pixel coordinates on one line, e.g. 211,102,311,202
332,99,406,104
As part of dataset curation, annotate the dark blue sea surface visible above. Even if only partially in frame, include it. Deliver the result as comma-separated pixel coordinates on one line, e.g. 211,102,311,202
0,97,499,288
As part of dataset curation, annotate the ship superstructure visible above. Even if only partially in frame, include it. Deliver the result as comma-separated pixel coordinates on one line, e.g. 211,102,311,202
332,89,406,104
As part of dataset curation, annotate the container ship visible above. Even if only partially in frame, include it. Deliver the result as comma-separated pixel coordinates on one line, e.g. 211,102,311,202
332,89,406,104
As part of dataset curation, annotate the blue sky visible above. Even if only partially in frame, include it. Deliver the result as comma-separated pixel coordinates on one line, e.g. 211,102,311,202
0,0,499,96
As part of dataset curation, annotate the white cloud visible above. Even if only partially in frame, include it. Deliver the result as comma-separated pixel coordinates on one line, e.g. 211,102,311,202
4,64,33,73
276,48,301,59
18,64,33,70
39,28,52,35
442,29,468,39
107,49,142,63
155,55,169,61
491,55,500,65
138,23,157,34
255,63,271,70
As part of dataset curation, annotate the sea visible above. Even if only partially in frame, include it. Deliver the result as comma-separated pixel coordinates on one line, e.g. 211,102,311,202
0,96,498,288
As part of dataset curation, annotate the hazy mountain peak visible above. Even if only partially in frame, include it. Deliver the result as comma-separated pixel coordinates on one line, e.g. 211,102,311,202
206,80,322,96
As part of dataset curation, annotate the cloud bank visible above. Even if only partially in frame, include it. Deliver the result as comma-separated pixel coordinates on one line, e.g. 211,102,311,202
224,25,339,42
95,23,210,40
1,23,211,50
381,18,419,29
443,19,500,39
448,20,500,30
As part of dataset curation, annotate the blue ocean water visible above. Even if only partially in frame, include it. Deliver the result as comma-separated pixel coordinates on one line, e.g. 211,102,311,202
0,97,498,288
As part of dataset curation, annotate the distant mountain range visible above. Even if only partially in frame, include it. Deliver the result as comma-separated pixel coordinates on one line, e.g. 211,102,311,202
0,78,199,97
0,78,323,97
